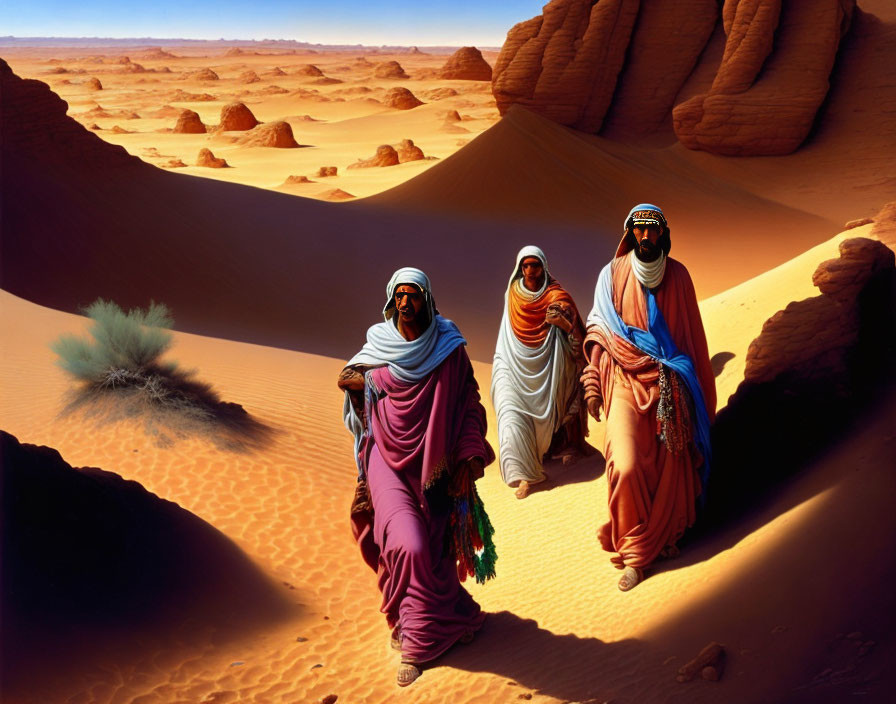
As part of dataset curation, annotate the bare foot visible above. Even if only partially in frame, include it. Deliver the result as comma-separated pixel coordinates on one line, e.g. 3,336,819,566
618,566,644,592
397,662,421,687
514,481,531,499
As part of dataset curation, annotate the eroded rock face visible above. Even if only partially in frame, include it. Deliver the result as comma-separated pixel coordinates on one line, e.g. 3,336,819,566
173,109,207,134
191,68,219,81
218,102,259,131
673,0,856,155
439,47,493,81
395,139,425,162
383,87,423,110
494,0,857,154
295,64,324,77
86,77,103,91
235,121,300,148
492,0,641,133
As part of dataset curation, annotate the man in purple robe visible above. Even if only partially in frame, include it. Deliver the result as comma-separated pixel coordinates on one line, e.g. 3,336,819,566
339,267,496,687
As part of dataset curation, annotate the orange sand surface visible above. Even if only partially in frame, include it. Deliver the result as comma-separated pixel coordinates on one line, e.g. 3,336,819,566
2,220,894,703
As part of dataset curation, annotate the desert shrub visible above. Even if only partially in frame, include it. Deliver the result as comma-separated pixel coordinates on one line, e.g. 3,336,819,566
53,299,175,386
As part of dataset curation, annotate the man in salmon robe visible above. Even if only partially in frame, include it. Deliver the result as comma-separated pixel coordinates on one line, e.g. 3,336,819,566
492,246,590,499
582,204,716,591
339,267,496,686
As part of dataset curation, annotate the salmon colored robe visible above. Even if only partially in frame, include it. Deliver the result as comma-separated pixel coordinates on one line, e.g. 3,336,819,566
582,254,716,569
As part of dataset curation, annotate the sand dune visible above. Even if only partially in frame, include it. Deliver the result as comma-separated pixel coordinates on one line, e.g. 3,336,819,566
1,212,894,702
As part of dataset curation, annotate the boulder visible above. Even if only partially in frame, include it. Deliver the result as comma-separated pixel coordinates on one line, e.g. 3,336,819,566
173,109,207,134
348,145,400,169
218,102,260,131
395,139,425,162
383,87,423,110
238,70,260,84
191,68,219,81
85,77,103,91
295,64,324,76
316,166,337,177
374,61,408,79
196,147,229,168
236,121,300,148
439,47,493,81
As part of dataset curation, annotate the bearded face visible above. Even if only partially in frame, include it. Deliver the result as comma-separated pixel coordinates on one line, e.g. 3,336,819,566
632,224,663,262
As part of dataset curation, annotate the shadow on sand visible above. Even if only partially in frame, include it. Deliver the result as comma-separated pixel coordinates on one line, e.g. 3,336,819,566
0,431,299,698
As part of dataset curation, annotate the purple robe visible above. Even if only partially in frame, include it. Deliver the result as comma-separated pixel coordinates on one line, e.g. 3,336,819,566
352,344,494,664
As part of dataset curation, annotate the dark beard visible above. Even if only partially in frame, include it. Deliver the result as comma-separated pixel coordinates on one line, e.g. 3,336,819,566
635,239,661,262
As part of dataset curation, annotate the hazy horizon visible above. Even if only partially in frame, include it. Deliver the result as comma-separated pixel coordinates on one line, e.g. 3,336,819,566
0,1,543,47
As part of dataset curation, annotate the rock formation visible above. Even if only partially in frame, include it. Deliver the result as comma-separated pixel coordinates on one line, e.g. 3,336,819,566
173,109,207,134
374,61,408,79
236,121,300,148
383,87,423,110
395,139,425,162
493,0,857,155
320,188,355,201
282,175,312,184
218,102,260,131
673,0,856,155
238,70,261,84
265,67,287,77
196,147,229,168
439,47,493,81
85,77,102,91
295,64,324,76
316,166,337,177
191,68,219,81
348,145,400,169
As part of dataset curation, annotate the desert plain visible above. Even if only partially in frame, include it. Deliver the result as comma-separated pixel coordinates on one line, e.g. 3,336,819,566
2,1,896,702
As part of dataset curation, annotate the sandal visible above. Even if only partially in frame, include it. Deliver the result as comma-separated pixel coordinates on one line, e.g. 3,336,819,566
618,566,644,592
397,662,422,687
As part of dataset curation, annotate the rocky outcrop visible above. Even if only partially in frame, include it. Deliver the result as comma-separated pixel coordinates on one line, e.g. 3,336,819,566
235,121,300,148
348,145,400,169
265,67,287,77
85,77,103,91
282,175,312,184
218,102,259,131
190,68,220,81
295,64,324,76
494,0,857,154
238,70,260,84
601,0,719,138
316,166,337,177
492,0,641,133
439,47,493,81
196,147,229,167
173,109,207,134
421,87,458,101
320,188,355,201
383,87,423,110
744,237,895,387
395,139,426,162
673,0,856,155
374,61,408,79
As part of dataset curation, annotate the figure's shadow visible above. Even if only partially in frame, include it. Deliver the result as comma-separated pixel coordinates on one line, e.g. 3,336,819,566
435,610,649,702
532,447,606,495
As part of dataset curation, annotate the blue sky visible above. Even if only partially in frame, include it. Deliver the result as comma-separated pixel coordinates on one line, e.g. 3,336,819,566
1,1,546,46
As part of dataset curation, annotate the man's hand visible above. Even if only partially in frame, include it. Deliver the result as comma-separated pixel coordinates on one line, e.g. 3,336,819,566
337,366,365,392
587,396,602,421
545,302,574,333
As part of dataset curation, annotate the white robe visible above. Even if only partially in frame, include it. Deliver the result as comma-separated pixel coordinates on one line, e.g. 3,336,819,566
491,269,579,486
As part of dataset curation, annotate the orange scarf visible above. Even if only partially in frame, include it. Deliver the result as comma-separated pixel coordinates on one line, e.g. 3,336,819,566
508,279,584,347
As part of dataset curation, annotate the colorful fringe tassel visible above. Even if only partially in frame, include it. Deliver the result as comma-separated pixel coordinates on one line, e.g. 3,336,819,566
448,466,497,584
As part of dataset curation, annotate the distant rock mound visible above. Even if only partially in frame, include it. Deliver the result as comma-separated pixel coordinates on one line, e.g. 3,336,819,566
225,47,245,56
310,77,343,85
295,64,324,76
282,174,313,184
395,139,426,162
348,144,400,169
85,77,102,91
374,60,409,79
218,102,259,131
493,0,858,155
197,147,229,167
320,188,355,201
0,60,139,170
421,87,458,101
173,109,207,134
236,121,300,148
140,47,178,60
264,67,287,77
238,70,261,84
383,87,423,110
191,68,220,81
316,166,337,177
170,89,217,102
439,46,493,81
